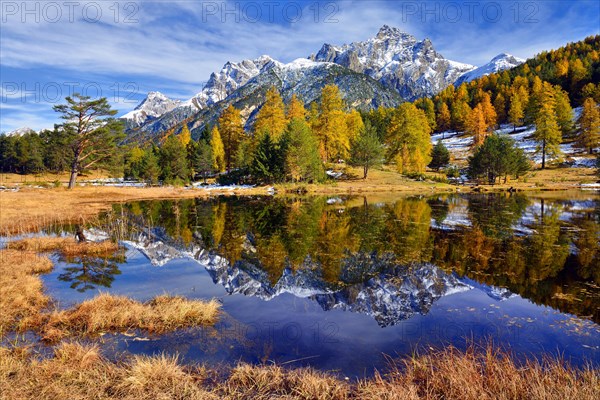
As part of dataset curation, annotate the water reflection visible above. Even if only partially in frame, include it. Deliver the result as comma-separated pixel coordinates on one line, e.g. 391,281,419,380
96,193,600,324
57,251,125,292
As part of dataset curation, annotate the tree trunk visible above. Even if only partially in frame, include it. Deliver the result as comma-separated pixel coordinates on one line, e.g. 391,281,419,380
363,164,368,179
68,150,80,189
541,139,546,169
68,169,78,189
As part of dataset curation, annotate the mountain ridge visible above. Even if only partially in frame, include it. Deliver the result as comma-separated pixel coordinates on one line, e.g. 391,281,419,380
121,26,524,142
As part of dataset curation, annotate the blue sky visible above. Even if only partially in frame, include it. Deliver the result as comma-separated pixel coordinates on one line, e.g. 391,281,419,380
1,0,599,133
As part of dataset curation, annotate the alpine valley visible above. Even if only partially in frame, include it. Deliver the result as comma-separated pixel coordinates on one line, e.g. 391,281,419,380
121,25,523,142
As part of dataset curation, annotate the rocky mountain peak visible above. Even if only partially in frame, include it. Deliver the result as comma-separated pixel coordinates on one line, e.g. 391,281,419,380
311,25,475,100
376,24,411,40
121,91,181,129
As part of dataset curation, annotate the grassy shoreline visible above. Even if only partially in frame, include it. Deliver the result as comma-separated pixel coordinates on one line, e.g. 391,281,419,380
0,238,220,342
1,342,598,400
1,167,597,235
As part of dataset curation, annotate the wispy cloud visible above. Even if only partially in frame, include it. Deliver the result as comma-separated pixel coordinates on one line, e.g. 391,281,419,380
1,0,598,132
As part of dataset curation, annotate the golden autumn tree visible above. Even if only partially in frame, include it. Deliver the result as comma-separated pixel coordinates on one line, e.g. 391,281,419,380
218,105,244,171
466,104,488,148
480,92,497,129
493,92,507,124
254,86,287,140
345,110,365,144
314,84,349,162
436,102,451,132
534,83,562,169
576,97,600,154
286,94,307,121
178,124,191,146
508,92,525,132
210,125,225,172
386,103,432,174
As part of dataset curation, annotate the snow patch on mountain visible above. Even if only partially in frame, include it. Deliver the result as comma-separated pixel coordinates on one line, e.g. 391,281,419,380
121,92,181,128
183,55,279,110
311,25,476,101
455,53,525,85
5,127,36,136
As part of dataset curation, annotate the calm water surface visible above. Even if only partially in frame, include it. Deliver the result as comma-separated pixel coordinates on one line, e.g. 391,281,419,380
41,193,600,377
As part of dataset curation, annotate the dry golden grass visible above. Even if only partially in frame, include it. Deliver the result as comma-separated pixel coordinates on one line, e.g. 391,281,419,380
39,293,221,341
0,186,210,235
0,170,109,186
357,346,600,400
0,343,597,400
224,363,349,400
7,236,119,257
0,249,52,335
1,240,220,342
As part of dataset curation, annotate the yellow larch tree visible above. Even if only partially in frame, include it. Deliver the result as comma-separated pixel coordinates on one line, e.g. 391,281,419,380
254,86,287,140
218,105,244,171
286,94,307,121
210,125,225,172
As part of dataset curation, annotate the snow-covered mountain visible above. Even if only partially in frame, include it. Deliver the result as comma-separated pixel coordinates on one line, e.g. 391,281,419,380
5,127,36,136
121,92,181,129
122,26,526,142
127,57,403,141
455,53,525,85
183,58,403,135
126,56,280,138
186,55,280,110
310,25,476,101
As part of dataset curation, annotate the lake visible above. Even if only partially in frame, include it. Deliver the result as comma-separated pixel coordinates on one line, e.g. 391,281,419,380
40,193,600,378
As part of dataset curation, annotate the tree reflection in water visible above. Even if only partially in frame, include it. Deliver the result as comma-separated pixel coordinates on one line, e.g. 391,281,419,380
103,193,600,322
58,250,125,292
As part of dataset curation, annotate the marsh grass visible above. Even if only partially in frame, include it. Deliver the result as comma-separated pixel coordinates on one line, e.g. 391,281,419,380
39,294,221,341
0,250,52,334
1,240,221,342
0,343,597,400
7,237,119,257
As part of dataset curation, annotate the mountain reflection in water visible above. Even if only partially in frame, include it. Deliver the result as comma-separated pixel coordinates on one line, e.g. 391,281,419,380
81,193,600,325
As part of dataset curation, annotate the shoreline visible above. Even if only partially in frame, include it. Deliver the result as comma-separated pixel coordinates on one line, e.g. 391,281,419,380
1,169,598,234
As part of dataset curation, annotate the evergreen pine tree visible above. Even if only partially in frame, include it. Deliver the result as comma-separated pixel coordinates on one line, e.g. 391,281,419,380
140,147,160,185
159,135,189,184
53,93,124,188
193,139,214,182
428,140,450,171
284,118,323,182
349,121,384,179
